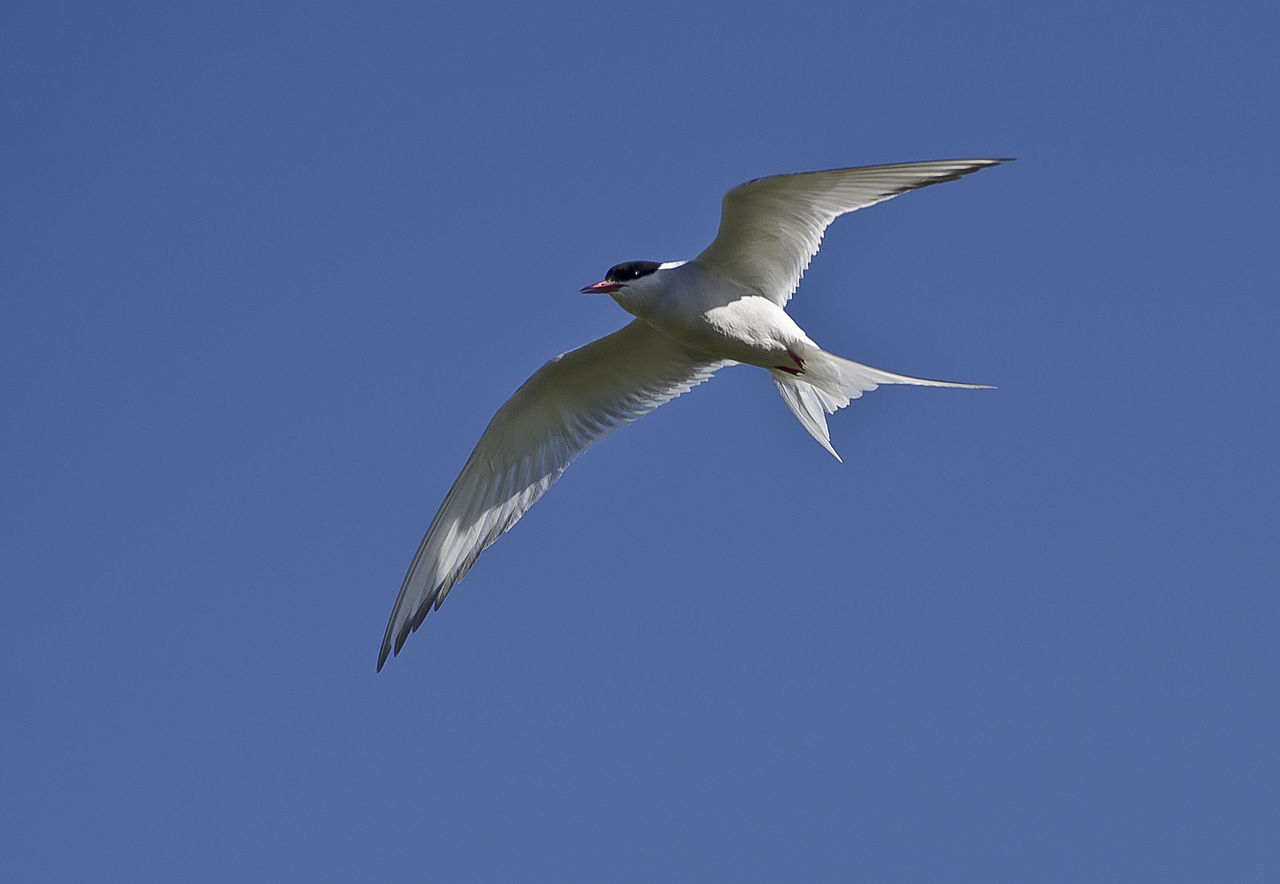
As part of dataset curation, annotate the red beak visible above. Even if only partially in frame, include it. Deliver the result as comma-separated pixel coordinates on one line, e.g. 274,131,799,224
580,280,622,294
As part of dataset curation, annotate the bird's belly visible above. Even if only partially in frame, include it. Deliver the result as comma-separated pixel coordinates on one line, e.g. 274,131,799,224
648,296,809,367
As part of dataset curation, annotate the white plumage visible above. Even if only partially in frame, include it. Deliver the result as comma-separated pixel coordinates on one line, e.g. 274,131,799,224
379,158,1008,670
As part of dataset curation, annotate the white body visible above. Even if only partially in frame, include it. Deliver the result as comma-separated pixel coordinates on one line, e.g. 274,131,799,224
614,261,807,366
378,158,1008,670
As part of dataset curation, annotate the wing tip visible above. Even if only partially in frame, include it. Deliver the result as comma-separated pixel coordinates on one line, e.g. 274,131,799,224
375,616,414,673
377,577,453,671
736,156,1015,189
376,622,399,672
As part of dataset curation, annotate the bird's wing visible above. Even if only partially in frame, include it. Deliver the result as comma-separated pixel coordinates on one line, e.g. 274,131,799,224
379,319,728,670
694,159,1009,305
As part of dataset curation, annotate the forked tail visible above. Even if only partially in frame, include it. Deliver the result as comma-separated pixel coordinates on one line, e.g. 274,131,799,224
770,347,991,461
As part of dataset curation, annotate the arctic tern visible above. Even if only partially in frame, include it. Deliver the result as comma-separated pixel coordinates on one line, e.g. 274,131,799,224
379,158,1008,670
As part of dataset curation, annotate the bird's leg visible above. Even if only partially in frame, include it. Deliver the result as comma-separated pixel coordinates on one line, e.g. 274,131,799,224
773,348,806,375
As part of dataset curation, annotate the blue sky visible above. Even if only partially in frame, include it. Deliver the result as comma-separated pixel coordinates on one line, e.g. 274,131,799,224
4,1,1278,880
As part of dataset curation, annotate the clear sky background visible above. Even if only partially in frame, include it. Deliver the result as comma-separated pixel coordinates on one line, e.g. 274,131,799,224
4,1,1278,881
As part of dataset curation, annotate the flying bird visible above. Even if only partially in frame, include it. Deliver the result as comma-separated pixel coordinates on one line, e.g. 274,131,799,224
379,158,1009,670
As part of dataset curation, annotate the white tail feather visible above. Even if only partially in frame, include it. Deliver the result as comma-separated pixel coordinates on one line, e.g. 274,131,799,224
771,348,992,459
771,373,844,461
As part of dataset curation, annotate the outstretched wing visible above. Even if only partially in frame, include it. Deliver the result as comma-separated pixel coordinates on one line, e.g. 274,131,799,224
379,319,728,670
694,159,1010,305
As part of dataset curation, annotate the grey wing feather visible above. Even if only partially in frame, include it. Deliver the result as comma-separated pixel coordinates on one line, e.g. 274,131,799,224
378,319,727,670
694,158,1011,305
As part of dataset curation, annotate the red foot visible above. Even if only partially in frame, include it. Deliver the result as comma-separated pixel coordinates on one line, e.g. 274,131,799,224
774,348,806,375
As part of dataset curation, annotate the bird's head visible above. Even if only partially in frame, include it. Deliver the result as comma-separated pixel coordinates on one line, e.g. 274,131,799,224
580,260,686,314
579,260,662,295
